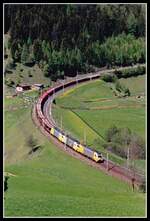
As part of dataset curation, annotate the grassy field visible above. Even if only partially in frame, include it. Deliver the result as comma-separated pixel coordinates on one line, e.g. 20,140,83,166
119,75,146,95
52,76,146,171
4,92,146,217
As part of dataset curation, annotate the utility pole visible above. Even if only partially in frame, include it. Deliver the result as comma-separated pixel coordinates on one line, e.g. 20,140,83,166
127,147,130,169
60,115,62,130
84,128,86,145
107,152,109,171
52,88,55,101
64,132,67,150
49,100,52,116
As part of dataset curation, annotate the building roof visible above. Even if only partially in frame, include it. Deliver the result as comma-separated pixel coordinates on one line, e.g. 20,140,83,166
18,84,31,87
33,84,44,87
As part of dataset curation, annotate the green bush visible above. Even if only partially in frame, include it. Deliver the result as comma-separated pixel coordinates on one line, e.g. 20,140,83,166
114,80,130,97
7,58,15,69
4,176,9,192
101,73,117,82
5,78,15,87
104,126,145,159
114,66,145,79
105,125,119,142
138,179,146,193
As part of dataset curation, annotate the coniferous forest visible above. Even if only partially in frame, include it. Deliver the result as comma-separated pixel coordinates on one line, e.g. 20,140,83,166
4,4,146,81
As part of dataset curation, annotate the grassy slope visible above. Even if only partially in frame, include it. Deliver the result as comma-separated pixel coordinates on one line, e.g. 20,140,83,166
54,78,145,139
76,107,145,139
52,77,145,169
119,75,146,95
52,105,103,144
5,146,145,217
4,94,145,217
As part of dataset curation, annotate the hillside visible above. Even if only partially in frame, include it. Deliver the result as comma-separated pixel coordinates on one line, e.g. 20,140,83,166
52,76,145,173
4,95,145,217
4,4,146,217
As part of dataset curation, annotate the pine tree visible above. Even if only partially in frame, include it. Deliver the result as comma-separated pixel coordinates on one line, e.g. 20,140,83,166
27,36,32,46
21,43,29,64
43,64,49,77
127,13,137,36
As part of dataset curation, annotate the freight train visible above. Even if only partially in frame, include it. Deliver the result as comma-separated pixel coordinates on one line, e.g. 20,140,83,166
35,76,105,163
36,100,104,163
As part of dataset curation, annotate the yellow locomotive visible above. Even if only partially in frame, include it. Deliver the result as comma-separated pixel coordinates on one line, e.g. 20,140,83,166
50,127,104,163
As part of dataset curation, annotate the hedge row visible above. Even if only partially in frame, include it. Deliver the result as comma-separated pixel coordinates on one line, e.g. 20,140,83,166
113,65,145,78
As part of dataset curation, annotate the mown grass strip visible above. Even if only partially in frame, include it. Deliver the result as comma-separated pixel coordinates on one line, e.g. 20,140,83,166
70,109,105,141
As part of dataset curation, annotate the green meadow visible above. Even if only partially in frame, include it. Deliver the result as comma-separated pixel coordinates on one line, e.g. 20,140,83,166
52,76,146,170
4,88,146,217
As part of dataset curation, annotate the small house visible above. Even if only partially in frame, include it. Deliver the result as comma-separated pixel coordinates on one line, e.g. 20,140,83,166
16,84,31,92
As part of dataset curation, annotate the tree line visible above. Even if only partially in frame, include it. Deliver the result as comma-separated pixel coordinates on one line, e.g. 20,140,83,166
5,4,145,44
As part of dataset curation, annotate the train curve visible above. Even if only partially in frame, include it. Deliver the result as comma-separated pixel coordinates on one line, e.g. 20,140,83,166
32,64,145,189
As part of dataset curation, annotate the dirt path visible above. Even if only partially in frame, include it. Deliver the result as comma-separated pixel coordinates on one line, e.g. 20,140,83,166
4,172,17,177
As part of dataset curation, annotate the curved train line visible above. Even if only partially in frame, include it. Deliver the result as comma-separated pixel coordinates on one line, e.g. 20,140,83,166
32,64,145,188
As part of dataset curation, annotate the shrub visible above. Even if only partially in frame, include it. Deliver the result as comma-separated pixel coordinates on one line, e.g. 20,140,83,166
107,142,126,158
7,58,15,69
43,64,49,77
28,71,33,77
26,135,38,150
138,179,146,193
101,73,117,82
104,126,145,159
114,66,145,79
4,176,9,192
114,80,130,97
105,125,119,142
5,78,15,87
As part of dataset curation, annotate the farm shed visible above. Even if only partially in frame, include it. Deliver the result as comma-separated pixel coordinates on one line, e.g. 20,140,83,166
16,84,31,92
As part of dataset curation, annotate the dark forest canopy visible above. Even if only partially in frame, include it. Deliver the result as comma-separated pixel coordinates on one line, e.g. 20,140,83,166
5,4,145,47
4,4,146,80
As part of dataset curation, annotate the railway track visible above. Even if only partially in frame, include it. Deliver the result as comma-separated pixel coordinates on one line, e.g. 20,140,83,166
32,64,145,189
